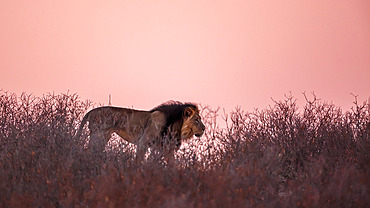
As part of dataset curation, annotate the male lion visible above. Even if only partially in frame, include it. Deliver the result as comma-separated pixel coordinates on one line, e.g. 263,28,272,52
74,101,205,162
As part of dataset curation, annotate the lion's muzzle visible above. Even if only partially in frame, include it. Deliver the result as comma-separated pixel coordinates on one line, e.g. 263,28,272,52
195,133,203,137
195,123,205,137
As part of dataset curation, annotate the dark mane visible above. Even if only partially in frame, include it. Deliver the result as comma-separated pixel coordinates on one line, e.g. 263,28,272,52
150,101,198,130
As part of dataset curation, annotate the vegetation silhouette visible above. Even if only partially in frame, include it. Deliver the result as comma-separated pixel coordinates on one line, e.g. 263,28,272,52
0,91,368,207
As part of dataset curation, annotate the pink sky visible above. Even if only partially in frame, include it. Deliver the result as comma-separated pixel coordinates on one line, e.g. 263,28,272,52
1,0,369,112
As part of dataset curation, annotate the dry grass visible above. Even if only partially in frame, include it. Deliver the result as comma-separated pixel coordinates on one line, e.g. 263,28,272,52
0,91,369,207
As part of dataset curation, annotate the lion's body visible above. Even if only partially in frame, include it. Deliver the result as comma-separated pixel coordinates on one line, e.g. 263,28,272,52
74,102,205,162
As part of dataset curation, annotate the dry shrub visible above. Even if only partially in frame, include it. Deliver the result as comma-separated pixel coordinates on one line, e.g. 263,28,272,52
0,91,368,207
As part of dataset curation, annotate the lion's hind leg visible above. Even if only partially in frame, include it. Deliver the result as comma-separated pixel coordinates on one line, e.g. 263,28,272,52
87,130,109,153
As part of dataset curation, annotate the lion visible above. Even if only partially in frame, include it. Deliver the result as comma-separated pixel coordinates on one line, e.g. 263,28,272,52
73,101,205,163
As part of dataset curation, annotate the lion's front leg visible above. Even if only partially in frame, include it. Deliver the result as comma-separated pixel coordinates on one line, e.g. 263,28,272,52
136,138,148,164
164,149,176,165
161,134,180,165
135,111,166,164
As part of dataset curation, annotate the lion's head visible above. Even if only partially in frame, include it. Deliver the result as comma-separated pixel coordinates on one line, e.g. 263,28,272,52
151,101,205,140
181,106,205,140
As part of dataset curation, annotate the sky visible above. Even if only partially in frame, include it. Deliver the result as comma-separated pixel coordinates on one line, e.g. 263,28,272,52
1,0,369,113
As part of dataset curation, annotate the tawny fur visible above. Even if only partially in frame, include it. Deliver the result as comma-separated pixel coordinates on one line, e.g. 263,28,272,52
74,102,205,163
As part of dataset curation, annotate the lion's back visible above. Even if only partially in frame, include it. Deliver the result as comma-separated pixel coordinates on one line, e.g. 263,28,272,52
87,106,151,132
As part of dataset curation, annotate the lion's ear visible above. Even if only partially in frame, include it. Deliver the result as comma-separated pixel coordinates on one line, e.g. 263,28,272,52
184,107,194,118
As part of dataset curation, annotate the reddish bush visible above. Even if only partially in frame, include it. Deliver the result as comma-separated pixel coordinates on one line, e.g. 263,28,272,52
0,91,368,207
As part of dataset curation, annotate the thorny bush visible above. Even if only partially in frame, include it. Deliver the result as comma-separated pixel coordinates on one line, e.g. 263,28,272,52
0,91,368,207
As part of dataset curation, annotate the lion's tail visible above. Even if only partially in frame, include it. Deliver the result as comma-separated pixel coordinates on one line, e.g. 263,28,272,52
73,110,91,140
